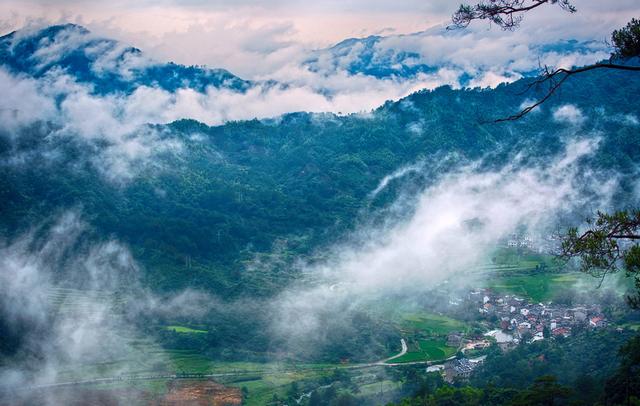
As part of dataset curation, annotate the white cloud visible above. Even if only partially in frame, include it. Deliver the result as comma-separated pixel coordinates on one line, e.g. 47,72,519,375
0,7,636,182
519,98,543,114
0,212,141,387
0,211,226,391
468,71,521,88
611,113,639,126
271,137,617,344
1,0,636,87
621,114,639,126
0,59,465,183
0,69,56,132
370,159,425,198
553,104,585,125
0,67,182,182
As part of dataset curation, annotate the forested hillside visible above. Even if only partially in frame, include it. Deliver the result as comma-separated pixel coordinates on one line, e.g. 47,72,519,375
1,63,639,296
1,10,640,403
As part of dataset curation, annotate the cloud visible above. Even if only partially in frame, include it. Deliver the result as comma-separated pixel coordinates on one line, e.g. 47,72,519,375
2,0,637,101
0,0,637,386
370,159,426,198
553,104,585,125
619,114,639,126
0,133,626,373
270,137,617,349
0,60,460,182
519,98,543,114
0,210,228,397
0,69,56,132
0,67,183,182
468,71,521,89
3,0,638,49
0,19,629,173
0,212,140,389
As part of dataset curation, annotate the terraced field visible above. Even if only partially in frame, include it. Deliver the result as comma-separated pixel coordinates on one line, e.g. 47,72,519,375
46,287,124,316
463,249,600,302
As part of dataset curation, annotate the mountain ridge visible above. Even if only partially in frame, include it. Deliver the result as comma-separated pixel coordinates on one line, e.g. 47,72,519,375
0,23,252,94
1,23,611,97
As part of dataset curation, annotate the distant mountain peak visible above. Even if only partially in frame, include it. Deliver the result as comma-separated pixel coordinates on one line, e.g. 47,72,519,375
306,28,610,85
331,35,382,49
0,24,251,95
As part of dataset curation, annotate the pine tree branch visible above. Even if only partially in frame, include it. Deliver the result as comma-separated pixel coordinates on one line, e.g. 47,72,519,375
493,63,640,122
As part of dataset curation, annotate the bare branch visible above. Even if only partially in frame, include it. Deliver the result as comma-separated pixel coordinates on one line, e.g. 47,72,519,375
451,4,640,123
492,74,567,123
493,63,640,122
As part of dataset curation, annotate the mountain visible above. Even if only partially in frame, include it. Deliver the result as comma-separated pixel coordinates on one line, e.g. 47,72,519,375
306,27,609,85
0,24,252,94
1,22,640,403
0,25,639,299
1,60,639,297
0,23,610,99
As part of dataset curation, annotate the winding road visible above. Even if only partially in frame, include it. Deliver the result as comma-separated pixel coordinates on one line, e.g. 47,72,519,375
378,338,408,364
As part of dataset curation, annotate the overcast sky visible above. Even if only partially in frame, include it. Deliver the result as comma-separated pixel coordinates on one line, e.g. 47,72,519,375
2,1,639,76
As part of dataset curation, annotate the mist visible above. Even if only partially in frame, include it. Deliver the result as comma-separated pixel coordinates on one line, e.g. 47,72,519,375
268,136,619,354
0,131,630,402
0,211,221,403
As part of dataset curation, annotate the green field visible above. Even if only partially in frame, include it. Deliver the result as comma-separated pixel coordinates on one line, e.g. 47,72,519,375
487,272,593,302
399,312,467,335
165,325,208,334
477,248,604,302
391,338,457,363
390,312,467,363
619,322,640,331
490,248,559,270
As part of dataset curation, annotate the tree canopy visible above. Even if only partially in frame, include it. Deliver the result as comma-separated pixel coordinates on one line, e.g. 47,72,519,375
451,0,576,30
562,211,640,308
612,18,640,59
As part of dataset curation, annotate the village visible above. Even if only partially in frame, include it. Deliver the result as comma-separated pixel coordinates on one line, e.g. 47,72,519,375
434,287,609,383
475,288,607,342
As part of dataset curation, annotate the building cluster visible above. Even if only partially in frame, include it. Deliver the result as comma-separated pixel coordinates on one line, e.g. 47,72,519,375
504,234,535,249
429,289,608,382
500,233,563,254
426,285,611,383
470,289,607,346
427,356,487,383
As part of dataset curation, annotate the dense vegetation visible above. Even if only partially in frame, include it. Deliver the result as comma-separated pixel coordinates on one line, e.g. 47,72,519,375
2,27,640,403
2,65,640,299
2,15,640,406
150,304,400,363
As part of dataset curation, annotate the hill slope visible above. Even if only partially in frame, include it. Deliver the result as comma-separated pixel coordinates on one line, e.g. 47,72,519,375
1,58,639,296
